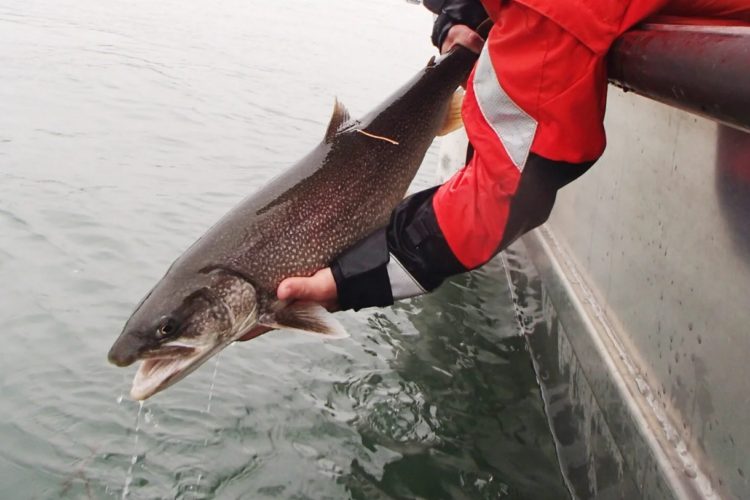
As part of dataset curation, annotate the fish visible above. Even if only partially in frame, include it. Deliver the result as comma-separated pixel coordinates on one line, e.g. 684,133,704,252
107,46,478,400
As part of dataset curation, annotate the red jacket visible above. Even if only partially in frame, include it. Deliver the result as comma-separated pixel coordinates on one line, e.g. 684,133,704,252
486,0,750,53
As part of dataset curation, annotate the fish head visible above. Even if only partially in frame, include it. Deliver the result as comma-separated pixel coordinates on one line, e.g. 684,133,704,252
108,269,259,400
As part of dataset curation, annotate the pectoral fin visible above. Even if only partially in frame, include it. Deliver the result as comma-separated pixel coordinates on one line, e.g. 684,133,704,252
437,90,464,136
259,302,349,339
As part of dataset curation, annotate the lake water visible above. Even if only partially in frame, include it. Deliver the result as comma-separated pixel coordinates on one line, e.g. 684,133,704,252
0,0,571,498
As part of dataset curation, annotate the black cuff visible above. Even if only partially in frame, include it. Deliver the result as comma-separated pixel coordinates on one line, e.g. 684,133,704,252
330,228,394,311
432,12,455,49
428,0,488,49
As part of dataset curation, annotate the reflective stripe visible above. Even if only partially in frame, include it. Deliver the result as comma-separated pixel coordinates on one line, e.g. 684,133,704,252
472,43,537,170
386,254,426,300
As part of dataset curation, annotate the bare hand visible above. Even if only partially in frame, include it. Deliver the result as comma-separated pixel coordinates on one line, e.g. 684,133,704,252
277,268,339,312
441,24,484,55
237,268,338,341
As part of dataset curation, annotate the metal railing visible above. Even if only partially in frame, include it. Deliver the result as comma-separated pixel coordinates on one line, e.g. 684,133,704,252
608,23,750,132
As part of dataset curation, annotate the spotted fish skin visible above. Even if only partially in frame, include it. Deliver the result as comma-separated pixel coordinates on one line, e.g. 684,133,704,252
107,47,478,399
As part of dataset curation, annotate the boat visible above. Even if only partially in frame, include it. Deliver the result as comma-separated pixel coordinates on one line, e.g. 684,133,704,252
438,19,750,499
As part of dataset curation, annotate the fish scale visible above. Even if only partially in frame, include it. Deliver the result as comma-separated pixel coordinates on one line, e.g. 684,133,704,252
108,46,478,400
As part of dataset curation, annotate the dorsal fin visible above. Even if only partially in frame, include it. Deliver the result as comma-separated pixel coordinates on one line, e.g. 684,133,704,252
324,98,351,142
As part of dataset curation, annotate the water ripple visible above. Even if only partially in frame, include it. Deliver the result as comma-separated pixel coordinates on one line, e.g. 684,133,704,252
0,1,569,498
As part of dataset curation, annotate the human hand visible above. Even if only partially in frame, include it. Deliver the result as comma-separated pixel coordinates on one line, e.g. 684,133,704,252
236,268,338,342
236,269,338,341
277,268,339,312
441,24,484,55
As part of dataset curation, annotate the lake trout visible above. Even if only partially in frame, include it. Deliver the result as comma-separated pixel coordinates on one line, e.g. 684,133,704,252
107,46,478,400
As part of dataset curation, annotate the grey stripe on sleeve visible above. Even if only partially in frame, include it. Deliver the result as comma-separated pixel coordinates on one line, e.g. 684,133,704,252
386,254,427,301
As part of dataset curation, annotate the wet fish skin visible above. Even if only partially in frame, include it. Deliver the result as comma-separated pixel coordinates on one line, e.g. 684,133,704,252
107,47,478,400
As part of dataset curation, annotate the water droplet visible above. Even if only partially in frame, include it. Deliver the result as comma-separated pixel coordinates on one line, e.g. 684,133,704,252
122,401,145,499
205,354,221,414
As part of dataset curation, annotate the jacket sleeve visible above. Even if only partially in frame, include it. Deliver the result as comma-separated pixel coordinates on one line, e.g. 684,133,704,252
330,186,467,311
422,0,488,49
329,152,593,311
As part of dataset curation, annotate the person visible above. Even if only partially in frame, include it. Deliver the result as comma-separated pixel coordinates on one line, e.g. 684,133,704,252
276,0,750,312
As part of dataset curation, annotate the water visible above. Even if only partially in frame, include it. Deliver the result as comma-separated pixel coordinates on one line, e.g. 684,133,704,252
0,0,570,498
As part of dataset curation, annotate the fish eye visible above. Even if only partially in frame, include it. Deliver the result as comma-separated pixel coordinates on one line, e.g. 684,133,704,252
156,317,179,337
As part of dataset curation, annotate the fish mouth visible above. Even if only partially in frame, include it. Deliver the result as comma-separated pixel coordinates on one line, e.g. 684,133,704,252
130,341,228,400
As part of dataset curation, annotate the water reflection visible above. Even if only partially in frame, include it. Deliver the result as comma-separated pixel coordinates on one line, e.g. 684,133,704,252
337,260,569,499
502,245,641,499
